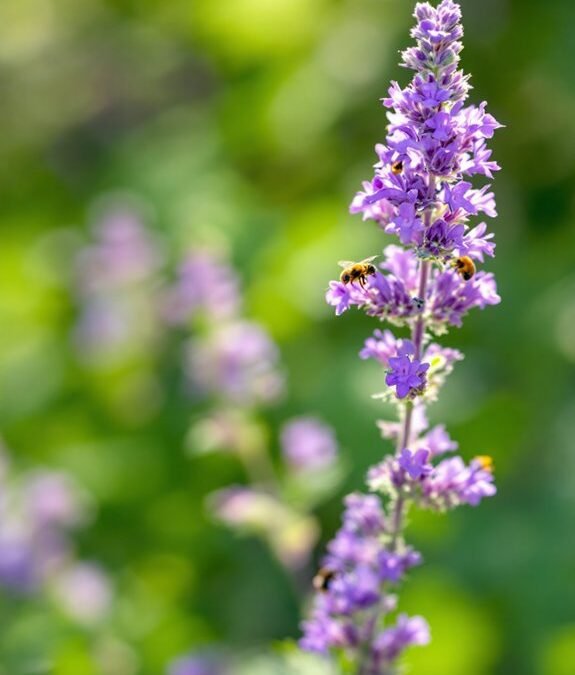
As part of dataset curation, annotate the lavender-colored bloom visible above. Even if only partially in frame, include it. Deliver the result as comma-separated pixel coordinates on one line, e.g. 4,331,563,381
443,181,477,214
342,493,386,536
280,417,337,472
386,202,423,245
367,447,495,512
0,539,37,592
162,250,241,326
350,181,396,225
0,448,105,606
380,245,419,290
418,423,458,457
73,205,163,360
308,1,500,670
53,563,111,623
326,245,424,323
420,218,465,257
378,548,422,583
300,493,422,659
325,280,355,316
325,527,384,572
458,222,496,261
366,454,407,496
421,456,496,509
326,273,417,324
360,329,399,366
168,654,224,675
399,448,432,480
300,606,360,654
187,321,284,406
428,269,500,329
372,614,430,663
350,0,502,249
77,207,163,292
329,243,501,332
385,340,430,399
24,472,83,529
328,564,381,612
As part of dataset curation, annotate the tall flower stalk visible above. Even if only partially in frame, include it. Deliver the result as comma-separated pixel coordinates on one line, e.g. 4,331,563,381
301,1,501,673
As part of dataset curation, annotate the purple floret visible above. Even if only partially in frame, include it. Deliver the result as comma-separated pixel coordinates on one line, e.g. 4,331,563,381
385,341,430,399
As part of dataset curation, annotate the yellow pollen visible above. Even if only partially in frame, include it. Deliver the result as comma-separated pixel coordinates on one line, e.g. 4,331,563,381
474,455,494,472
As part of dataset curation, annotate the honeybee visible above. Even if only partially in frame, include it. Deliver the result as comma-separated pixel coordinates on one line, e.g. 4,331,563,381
313,567,336,592
338,256,378,288
391,160,404,175
474,455,494,473
453,256,476,281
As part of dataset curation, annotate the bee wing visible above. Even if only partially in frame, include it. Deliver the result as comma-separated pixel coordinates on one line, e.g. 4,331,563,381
359,255,379,264
337,260,356,268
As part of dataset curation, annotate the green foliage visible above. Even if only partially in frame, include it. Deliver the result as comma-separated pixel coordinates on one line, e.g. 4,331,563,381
0,0,575,674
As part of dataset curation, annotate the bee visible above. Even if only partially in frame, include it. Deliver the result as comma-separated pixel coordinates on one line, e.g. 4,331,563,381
338,256,378,288
313,567,336,592
453,256,476,281
474,455,494,473
391,160,404,175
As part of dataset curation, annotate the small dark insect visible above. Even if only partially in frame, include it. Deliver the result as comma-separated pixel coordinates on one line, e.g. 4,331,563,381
313,567,336,592
391,160,404,175
412,296,425,310
338,256,378,289
453,256,476,281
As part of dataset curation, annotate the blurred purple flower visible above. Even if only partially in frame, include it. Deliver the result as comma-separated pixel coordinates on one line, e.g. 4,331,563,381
168,654,224,675
73,204,163,360
210,487,318,569
77,207,163,293
53,563,112,623
0,455,102,607
24,471,83,528
162,250,241,326
280,417,337,472
418,423,458,457
187,321,284,406
0,539,37,592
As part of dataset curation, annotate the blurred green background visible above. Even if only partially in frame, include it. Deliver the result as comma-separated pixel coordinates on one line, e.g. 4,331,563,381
1,0,575,673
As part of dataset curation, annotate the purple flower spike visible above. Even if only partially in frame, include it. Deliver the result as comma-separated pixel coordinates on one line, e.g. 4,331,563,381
300,493,422,657
309,0,501,670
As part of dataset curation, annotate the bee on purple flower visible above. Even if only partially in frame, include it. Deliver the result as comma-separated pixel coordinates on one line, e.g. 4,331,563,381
305,1,502,671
